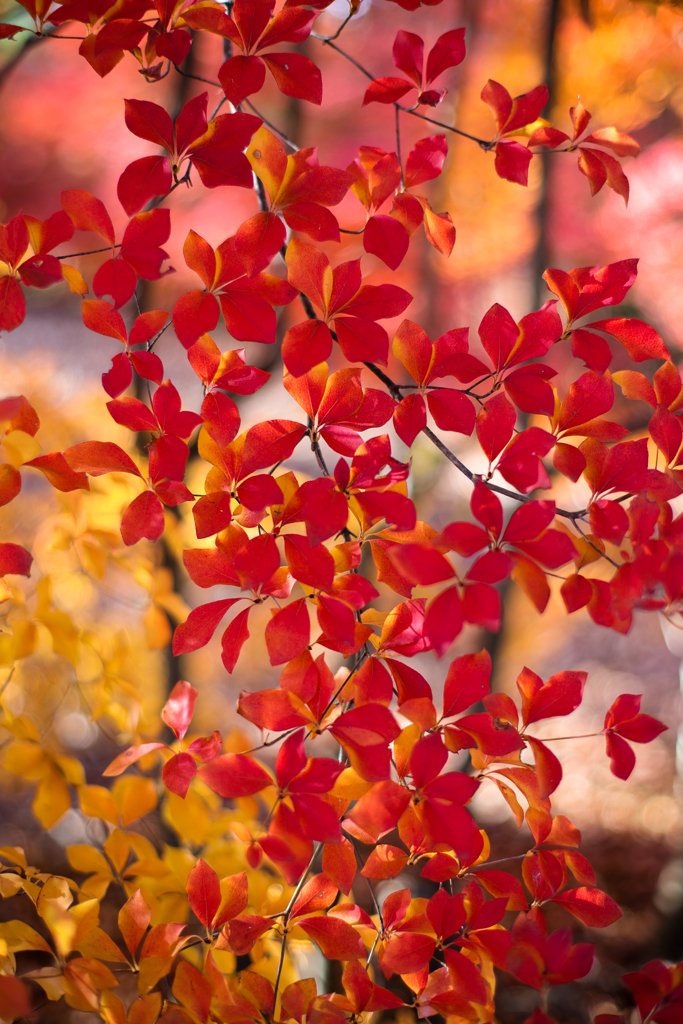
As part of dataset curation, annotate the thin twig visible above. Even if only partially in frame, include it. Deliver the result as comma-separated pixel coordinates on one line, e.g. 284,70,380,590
470,852,527,870
272,931,288,1010
283,843,323,917
56,245,119,259
312,35,492,148
572,518,620,567
312,437,330,476
244,99,299,151
174,64,221,88
532,732,602,742
298,293,598,533
396,103,493,149
348,834,383,920
318,7,356,43
395,105,404,189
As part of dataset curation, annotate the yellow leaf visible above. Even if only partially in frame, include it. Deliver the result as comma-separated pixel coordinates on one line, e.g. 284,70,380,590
79,785,118,825
137,955,173,996
3,618,36,660
127,993,162,1024
3,740,46,780
330,767,372,801
0,920,53,954
172,959,212,1024
103,829,130,874
0,847,27,869
55,754,86,787
5,715,40,742
37,875,73,913
76,925,128,963
70,898,101,946
38,610,80,664
76,539,108,579
164,791,212,846
99,989,127,1024
0,874,23,897
143,604,172,650
21,966,65,1001
41,904,77,958
113,776,157,826
42,898,99,958
64,956,117,1011
66,845,110,877
1,429,40,467
61,263,88,295
128,834,158,862
33,769,71,830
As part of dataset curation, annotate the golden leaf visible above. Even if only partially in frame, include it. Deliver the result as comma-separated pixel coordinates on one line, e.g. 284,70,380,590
79,785,119,825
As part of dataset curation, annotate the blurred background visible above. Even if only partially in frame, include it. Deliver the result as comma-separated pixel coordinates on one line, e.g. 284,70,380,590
1,0,683,1020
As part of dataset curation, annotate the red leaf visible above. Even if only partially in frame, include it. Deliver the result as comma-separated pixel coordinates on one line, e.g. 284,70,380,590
282,319,333,377
234,211,287,277
322,838,357,895
590,317,669,362
262,52,322,104
123,97,174,151
82,299,127,342
363,215,410,270
63,441,142,478
0,542,33,577
0,976,32,1018
494,140,533,186
187,858,221,928
560,573,592,613
161,680,198,739
363,77,414,106
388,543,455,586
94,18,148,56
426,28,466,84
0,464,21,507
605,732,635,782
265,599,311,665
521,670,586,725
102,353,133,398
296,916,366,959
0,277,26,332
476,392,516,462
107,397,158,433
103,742,167,776
427,388,475,435
550,887,622,927
393,393,426,448
118,889,152,956
404,135,448,187
61,189,115,246
221,607,252,673
214,872,248,927
424,584,464,658
443,650,492,717
118,156,172,216
361,844,409,880
526,737,562,798
173,291,221,349
121,491,165,545
162,751,197,797
198,753,272,798
393,29,423,86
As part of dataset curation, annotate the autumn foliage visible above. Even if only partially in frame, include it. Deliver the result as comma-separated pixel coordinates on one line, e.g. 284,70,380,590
0,0,681,1022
